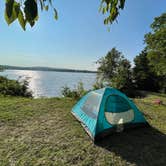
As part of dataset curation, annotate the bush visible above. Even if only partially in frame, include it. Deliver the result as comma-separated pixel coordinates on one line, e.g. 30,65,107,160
0,76,32,97
61,82,87,100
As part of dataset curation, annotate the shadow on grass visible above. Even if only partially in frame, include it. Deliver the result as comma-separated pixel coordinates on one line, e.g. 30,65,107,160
96,126,166,166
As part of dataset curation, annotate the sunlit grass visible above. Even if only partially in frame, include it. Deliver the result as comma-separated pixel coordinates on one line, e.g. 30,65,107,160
0,93,166,166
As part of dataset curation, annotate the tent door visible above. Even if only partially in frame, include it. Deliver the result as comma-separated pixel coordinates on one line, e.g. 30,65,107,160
104,95,134,125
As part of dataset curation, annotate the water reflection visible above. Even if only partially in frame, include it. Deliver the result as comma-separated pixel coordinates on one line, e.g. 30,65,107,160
0,70,96,98
14,70,42,97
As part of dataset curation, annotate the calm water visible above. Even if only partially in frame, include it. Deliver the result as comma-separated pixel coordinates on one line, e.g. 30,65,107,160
0,70,96,98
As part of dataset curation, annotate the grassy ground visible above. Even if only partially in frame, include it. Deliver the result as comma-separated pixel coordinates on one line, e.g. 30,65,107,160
0,93,166,166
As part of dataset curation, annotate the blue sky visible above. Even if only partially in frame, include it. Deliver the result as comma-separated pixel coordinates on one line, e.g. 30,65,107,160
0,0,165,70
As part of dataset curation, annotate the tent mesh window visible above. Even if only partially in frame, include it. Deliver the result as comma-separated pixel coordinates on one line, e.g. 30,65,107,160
106,95,131,113
105,95,134,125
81,92,102,119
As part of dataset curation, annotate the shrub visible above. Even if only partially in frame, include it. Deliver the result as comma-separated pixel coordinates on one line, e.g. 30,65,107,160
93,80,105,90
61,82,87,99
0,76,32,97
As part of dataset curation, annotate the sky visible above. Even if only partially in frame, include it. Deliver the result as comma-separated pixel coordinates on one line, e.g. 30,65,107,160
0,0,166,71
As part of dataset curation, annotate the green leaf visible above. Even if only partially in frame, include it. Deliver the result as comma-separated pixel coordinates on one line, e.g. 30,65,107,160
105,0,111,5
29,21,35,27
24,0,38,25
104,18,108,25
13,2,20,16
113,0,118,6
18,10,26,30
119,0,125,9
102,7,107,14
5,0,14,18
54,8,58,20
5,0,20,25
100,0,126,26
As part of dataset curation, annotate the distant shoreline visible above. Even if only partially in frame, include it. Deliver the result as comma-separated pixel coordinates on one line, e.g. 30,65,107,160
0,65,97,74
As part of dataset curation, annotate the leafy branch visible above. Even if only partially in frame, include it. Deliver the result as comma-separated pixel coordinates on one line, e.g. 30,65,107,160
4,0,58,30
4,0,125,30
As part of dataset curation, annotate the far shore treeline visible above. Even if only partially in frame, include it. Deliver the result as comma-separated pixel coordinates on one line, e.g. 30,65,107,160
0,66,4,71
0,65,97,73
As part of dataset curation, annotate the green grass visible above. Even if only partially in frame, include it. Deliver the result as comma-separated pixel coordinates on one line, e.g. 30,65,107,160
0,93,166,166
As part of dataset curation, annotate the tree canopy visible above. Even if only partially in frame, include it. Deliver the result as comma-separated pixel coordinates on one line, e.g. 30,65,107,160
96,13,166,94
133,50,158,91
96,48,134,95
132,12,166,93
4,0,126,30
145,12,166,76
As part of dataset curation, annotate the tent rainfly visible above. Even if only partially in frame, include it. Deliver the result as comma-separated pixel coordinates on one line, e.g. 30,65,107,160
71,87,149,141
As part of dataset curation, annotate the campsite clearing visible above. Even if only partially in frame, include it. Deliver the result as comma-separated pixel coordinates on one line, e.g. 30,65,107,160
0,92,166,166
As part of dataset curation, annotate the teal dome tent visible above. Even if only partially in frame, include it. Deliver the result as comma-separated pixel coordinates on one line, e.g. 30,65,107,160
71,87,149,141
